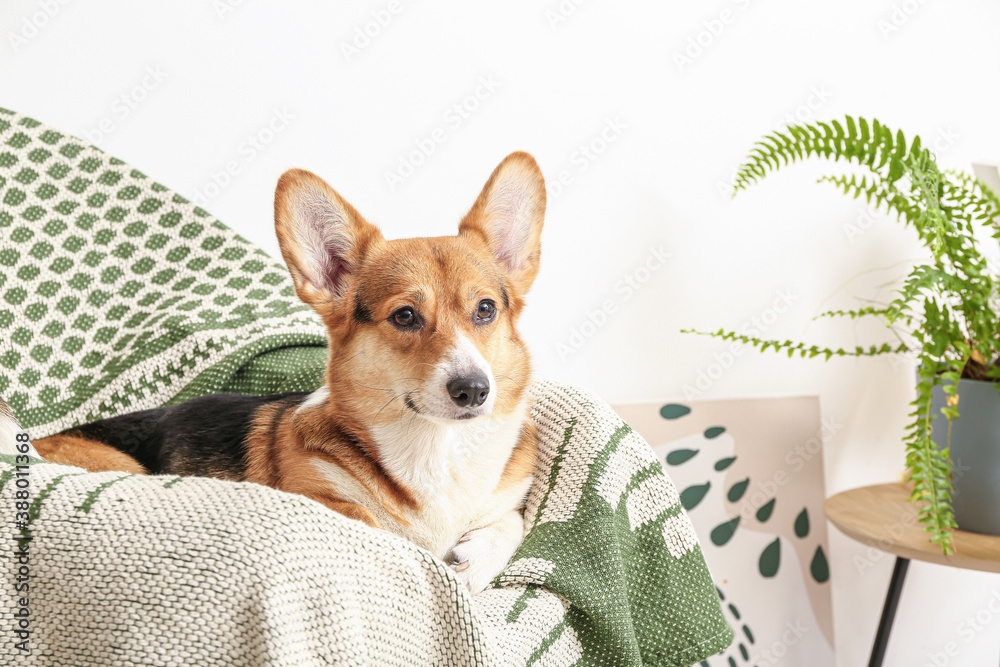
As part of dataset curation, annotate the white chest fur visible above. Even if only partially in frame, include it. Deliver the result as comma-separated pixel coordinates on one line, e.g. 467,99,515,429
373,400,530,557
310,400,530,559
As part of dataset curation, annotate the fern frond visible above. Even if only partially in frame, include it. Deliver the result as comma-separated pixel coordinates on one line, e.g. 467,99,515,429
732,116,931,194
943,171,1000,235
905,361,959,553
812,306,895,321
817,173,921,227
681,328,908,359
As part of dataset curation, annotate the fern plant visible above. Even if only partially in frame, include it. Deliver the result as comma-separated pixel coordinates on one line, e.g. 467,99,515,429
686,116,1000,553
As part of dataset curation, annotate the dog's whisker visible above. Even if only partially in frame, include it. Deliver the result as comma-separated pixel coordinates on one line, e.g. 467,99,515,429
404,408,420,436
343,379,395,393
374,392,409,422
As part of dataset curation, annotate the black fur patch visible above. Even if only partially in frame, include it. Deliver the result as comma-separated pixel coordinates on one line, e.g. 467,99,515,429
353,298,372,324
68,392,309,478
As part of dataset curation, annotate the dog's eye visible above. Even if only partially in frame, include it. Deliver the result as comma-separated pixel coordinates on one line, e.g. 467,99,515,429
475,299,497,323
392,307,417,328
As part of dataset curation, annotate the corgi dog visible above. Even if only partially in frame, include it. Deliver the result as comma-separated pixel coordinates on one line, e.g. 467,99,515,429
33,152,545,593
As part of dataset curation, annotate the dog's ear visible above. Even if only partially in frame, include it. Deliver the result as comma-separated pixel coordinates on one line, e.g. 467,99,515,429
459,152,545,294
274,169,383,309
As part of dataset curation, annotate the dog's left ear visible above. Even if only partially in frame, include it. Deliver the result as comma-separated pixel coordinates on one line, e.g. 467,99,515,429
459,151,545,294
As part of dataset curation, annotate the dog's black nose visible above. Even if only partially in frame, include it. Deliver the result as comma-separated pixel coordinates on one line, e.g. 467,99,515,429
447,375,490,408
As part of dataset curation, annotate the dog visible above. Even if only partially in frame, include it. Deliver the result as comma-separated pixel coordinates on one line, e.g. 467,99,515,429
32,151,546,593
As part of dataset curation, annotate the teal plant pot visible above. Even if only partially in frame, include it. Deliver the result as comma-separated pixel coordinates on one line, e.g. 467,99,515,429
930,378,1000,536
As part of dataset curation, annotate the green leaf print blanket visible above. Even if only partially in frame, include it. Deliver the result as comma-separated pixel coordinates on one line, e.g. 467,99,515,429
0,108,733,666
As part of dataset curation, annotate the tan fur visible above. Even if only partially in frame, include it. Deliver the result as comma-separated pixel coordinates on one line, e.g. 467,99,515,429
35,434,147,475
497,422,539,494
310,496,381,528
255,406,419,527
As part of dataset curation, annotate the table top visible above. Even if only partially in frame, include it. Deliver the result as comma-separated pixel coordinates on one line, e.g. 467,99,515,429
824,483,1000,574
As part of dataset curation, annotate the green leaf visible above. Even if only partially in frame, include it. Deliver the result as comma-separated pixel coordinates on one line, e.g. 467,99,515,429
888,157,904,183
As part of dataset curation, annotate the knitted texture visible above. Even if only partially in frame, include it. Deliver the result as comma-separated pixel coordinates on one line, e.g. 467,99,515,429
1,381,733,666
0,108,327,437
0,109,733,664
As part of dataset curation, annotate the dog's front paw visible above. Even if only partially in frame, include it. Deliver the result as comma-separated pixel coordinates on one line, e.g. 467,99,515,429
445,512,524,595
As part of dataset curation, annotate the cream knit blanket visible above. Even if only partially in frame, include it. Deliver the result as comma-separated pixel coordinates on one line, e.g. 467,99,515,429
0,381,732,666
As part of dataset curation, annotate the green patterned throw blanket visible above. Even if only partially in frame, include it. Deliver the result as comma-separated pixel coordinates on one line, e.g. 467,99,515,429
0,109,733,665
0,108,326,436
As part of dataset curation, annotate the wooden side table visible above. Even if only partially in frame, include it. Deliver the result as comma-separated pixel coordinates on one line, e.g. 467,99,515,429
825,483,1000,667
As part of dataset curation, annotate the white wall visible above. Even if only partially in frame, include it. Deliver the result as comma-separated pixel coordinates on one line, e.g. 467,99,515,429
3,1,1000,664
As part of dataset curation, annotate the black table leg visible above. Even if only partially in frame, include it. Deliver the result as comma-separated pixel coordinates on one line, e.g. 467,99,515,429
868,556,910,667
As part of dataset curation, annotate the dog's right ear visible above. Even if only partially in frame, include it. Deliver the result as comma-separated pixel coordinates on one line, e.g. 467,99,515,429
274,169,383,310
